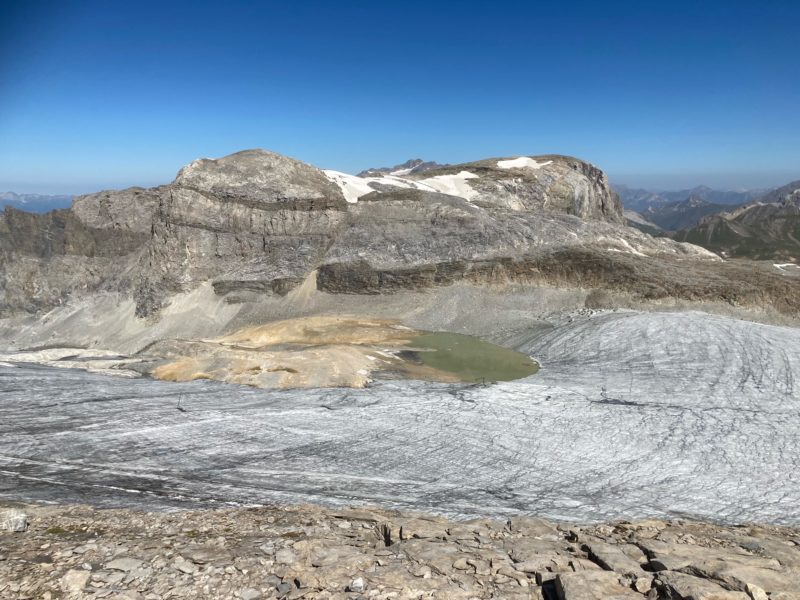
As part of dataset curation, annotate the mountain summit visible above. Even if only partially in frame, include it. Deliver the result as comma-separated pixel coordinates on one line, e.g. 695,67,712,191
357,158,445,177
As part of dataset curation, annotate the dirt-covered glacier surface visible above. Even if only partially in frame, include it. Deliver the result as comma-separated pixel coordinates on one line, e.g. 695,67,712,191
2,310,799,525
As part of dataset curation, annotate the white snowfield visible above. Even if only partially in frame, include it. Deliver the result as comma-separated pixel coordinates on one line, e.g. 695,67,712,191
322,170,376,203
324,168,482,203
417,171,479,200
325,158,553,205
497,157,553,170
2,310,799,525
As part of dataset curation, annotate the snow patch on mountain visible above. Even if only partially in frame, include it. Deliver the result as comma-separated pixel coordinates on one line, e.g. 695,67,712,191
497,157,553,171
323,170,441,203
322,170,374,203
418,171,479,200
375,175,434,192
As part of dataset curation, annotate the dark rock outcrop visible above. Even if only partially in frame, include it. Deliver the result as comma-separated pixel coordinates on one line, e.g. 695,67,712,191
0,187,158,312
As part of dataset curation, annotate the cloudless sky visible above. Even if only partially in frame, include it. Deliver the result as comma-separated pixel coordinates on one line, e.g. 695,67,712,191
1,0,798,194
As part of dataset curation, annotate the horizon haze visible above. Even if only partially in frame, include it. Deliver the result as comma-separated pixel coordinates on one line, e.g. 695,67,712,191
1,0,798,195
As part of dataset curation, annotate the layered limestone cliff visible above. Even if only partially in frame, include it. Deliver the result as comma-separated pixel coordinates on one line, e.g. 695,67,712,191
1,148,797,345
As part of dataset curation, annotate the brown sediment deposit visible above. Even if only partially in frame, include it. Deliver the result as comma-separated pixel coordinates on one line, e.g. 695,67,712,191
151,315,535,389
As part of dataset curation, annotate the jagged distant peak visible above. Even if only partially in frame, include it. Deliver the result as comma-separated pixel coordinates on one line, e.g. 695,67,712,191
357,159,446,177
671,176,800,260
760,180,800,205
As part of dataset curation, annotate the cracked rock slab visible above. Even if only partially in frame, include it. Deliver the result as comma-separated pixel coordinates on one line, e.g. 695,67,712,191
555,570,642,599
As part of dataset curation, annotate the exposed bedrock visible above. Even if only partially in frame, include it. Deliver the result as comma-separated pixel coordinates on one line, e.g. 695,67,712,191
3,502,800,600
1,148,798,333
407,154,624,219
0,186,159,313
317,250,800,316
135,150,350,316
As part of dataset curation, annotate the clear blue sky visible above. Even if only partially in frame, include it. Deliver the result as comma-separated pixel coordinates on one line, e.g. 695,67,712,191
1,0,798,194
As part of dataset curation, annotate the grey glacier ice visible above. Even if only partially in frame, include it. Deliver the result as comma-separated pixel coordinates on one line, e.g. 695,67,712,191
2,310,799,525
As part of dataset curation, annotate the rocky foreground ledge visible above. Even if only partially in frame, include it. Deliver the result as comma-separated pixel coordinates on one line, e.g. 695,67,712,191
2,504,799,600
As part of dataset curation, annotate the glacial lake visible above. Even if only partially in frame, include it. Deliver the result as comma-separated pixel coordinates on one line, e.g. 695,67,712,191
408,331,539,382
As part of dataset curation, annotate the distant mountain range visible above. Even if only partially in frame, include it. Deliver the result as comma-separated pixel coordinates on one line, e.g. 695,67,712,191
615,184,766,213
641,196,733,232
0,192,73,213
616,181,800,260
615,184,769,233
673,181,800,261
357,158,446,177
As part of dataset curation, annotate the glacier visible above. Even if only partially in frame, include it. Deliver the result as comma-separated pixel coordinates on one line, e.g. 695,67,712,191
1,310,799,525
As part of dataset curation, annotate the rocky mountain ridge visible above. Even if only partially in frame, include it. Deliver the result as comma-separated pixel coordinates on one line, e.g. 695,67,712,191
1,149,799,360
615,184,765,213
0,149,689,317
641,196,731,231
616,184,769,233
674,181,800,260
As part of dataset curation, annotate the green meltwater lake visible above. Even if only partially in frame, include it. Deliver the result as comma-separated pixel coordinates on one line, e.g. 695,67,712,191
408,332,539,382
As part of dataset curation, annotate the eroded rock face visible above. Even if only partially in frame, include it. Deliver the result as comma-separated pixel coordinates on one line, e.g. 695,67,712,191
135,150,351,316
71,187,160,234
2,147,794,326
0,196,154,313
410,154,624,220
